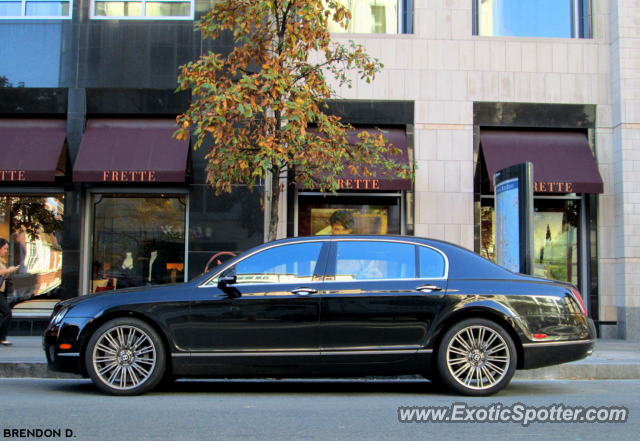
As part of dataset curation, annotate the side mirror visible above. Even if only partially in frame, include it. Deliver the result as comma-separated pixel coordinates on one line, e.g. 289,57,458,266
218,270,237,287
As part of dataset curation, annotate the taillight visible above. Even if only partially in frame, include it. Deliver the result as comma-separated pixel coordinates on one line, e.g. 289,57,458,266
570,289,587,316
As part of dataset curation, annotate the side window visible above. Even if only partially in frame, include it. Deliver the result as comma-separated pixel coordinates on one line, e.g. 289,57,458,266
335,241,416,280
235,242,323,284
419,246,446,278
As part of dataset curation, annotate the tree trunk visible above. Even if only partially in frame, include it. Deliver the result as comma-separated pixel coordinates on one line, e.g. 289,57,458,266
267,169,281,242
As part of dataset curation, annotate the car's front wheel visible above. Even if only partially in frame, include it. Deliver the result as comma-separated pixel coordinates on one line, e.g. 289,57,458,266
437,318,516,396
85,318,166,396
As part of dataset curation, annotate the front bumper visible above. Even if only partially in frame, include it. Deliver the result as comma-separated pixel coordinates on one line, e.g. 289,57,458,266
43,317,93,375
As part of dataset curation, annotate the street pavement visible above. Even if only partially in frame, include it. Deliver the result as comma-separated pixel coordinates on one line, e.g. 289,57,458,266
0,378,638,440
0,336,639,380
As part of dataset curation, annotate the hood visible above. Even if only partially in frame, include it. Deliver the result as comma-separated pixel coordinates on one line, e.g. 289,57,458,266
60,283,183,308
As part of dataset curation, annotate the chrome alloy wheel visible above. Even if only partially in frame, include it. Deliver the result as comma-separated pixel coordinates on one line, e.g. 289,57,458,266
445,325,510,390
92,325,157,390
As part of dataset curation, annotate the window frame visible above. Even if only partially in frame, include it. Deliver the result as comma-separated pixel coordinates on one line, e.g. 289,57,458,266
199,240,329,288
233,241,325,285
473,0,592,39
89,0,195,21
324,238,449,283
0,0,72,19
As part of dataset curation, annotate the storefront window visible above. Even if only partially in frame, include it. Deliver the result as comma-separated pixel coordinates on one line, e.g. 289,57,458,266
298,195,401,236
90,195,186,293
0,195,64,307
481,198,580,286
475,0,591,39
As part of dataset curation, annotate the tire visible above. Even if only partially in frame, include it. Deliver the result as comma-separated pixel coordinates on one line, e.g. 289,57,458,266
436,318,517,397
85,318,166,396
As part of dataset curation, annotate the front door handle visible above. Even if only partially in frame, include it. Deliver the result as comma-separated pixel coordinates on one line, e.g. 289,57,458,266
416,284,443,293
291,287,318,296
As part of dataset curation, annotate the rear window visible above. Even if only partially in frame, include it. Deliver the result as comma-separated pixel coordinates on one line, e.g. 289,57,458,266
419,246,446,278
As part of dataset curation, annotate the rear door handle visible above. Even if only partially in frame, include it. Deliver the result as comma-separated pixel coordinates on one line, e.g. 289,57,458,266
416,284,443,293
291,287,318,296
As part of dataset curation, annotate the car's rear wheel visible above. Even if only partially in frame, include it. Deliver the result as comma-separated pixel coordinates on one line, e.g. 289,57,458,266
85,318,166,396
437,318,516,396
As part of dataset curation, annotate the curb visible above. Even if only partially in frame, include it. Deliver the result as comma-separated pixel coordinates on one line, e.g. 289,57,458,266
1,362,640,380
514,364,640,380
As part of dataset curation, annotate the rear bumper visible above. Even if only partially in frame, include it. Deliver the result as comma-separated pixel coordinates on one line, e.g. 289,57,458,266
521,318,597,370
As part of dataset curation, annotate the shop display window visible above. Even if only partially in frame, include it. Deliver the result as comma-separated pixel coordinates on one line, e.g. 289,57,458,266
481,198,580,286
0,195,64,307
90,195,186,293
298,195,401,236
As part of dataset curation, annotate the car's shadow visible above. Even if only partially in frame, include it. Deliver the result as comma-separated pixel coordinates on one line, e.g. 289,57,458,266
48,377,580,398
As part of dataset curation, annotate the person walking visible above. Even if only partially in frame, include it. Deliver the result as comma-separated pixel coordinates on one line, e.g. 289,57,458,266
0,238,19,346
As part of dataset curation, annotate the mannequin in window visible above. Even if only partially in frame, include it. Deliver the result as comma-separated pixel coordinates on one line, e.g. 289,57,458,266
143,244,168,285
121,252,134,272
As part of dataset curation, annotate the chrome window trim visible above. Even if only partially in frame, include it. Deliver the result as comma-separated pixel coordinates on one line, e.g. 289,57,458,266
198,239,327,288
522,339,594,347
322,349,417,356
330,238,449,280
186,351,321,357
322,277,446,284
199,238,450,287
172,348,429,357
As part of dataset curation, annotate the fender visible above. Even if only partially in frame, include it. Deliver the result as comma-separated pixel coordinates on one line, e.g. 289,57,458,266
425,298,529,349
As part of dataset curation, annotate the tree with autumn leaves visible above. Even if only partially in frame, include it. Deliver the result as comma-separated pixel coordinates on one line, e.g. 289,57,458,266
176,0,414,242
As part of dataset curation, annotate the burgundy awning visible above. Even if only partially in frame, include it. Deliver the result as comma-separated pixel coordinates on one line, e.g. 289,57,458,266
481,130,604,194
73,119,189,183
0,119,66,182
296,128,412,191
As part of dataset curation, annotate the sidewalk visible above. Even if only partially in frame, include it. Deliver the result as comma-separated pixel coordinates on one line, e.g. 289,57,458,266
1,337,639,380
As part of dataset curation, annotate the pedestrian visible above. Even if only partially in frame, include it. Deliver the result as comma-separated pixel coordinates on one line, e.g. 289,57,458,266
0,237,20,346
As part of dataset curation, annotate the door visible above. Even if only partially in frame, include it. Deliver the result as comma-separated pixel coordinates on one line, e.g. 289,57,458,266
320,240,448,363
190,241,328,364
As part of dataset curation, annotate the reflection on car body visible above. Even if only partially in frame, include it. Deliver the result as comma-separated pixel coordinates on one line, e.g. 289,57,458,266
43,235,596,397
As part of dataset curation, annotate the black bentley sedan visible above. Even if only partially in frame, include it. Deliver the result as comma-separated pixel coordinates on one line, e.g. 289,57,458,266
43,236,596,396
